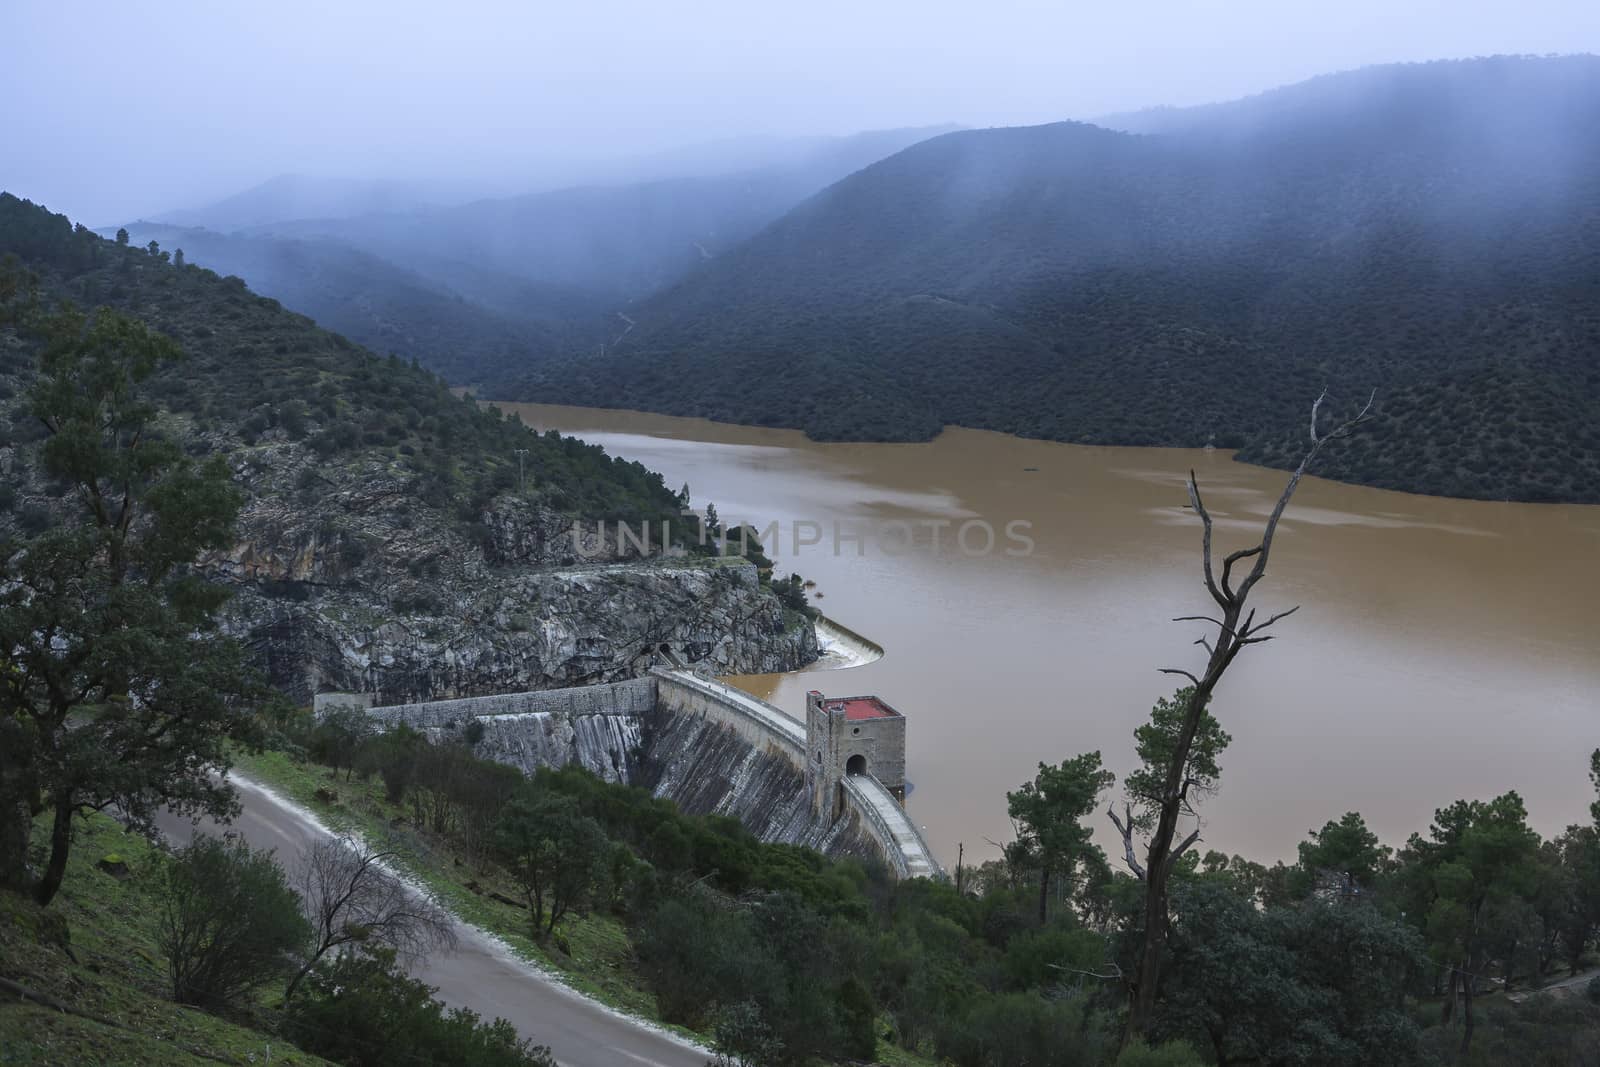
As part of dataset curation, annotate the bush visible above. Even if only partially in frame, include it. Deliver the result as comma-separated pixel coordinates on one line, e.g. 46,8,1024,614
938,992,1112,1067
156,835,310,1009
306,708,373,780
286,947,555,1066
1115,1039,1207,1067
494,790,608,938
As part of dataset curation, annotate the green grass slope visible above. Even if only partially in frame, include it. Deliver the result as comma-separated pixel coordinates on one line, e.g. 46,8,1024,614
0,815,335,1067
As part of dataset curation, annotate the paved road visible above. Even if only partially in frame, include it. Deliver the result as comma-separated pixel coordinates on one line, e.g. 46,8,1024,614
154,776,708,1067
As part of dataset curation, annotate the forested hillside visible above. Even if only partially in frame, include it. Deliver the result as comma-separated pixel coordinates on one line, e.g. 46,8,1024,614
0,194,679,523
513,57,1600,502
113,222,602,386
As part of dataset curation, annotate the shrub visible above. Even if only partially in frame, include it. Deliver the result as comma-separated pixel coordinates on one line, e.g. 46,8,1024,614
156,835,310,1009
494,790,608,938
287,947,555,1066
306,708,373,780
1115,1039,1207,1067
936,992,1111,1067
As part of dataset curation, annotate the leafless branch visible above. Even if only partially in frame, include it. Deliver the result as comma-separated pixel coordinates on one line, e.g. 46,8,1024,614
1186,473,1225,609
1172,615,1236,636
1107,804,1147,880
1309,387,1329,445
286,834,456,1000
1158,667,1201,686
1048,962,1125,981
1169,826,1203,869
1240,604,1301,637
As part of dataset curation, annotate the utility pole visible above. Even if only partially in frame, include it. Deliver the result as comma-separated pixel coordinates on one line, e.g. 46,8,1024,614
514,448,528,493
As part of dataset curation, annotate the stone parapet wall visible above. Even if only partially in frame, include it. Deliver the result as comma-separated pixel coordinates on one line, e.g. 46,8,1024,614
366,677,656,729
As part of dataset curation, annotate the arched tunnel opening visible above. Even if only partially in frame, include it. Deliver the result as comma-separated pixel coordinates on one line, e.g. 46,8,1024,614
846,754,867,776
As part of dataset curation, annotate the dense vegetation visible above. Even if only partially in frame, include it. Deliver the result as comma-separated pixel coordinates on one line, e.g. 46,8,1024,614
279,701,1600,1066
514,57,1600,503
0,192,690,527
114,221,600,387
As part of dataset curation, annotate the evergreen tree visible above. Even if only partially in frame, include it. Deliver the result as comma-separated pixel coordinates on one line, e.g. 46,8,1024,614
0,302,270,905
1007,752,1114,921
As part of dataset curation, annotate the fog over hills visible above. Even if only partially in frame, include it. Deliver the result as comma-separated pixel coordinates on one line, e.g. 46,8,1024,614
83,58,1600,501
112,221,594,385
511,56,1600,502
151,174,450,231
232,125,956,299
119,126,956,378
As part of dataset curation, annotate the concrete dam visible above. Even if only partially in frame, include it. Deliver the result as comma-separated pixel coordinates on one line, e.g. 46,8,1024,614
335,668,941,880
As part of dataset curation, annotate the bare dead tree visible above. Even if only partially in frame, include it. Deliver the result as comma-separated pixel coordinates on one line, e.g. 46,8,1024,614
285,833,457,1001
1112,389,1374,1041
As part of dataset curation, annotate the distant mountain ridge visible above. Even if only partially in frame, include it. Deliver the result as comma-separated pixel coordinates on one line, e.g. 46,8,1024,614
111,222,596,385
510,56,1600,503
237,125,958,300
151,174,447,231
124,126,956,384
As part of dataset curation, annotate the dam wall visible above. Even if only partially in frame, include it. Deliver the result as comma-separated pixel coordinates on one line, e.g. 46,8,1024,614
353,670,942,879
638,690,876,860
365,679,654,784
652,669,807,756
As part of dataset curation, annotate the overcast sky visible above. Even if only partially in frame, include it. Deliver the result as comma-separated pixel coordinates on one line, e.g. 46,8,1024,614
4,0,1598,224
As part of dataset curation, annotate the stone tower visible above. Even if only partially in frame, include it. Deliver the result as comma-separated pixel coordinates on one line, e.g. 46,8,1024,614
805,689,907,818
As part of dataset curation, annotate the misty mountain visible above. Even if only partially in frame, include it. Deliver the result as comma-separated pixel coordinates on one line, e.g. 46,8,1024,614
239,125,957,302
113,223,601,385
151,174,449,231
512,56,1600,503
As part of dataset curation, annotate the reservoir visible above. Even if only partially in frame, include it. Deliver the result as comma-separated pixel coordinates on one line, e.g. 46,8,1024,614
501,402,1600,870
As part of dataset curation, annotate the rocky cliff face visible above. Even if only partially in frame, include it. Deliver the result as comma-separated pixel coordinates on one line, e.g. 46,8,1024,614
0,405,815,706
196,442,816,705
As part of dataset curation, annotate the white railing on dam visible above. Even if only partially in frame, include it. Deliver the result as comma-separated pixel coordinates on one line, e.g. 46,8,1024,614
841,776,943,880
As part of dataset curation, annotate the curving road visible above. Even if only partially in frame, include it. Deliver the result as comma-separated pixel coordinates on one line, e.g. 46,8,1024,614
154,775,708,1067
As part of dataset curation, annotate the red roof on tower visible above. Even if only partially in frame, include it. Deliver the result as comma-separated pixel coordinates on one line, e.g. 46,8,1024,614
823,696,900,721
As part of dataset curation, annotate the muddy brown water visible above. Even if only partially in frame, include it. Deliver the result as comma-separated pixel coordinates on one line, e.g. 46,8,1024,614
499,402,1600,870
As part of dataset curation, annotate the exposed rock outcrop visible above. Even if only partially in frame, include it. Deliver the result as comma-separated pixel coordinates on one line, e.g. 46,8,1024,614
193,445,818,705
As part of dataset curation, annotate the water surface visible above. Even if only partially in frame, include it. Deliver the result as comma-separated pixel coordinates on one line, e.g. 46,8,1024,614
501,402,1600,869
